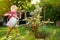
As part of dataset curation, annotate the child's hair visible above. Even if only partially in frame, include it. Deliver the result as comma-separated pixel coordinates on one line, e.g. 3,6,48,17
11,5,17,10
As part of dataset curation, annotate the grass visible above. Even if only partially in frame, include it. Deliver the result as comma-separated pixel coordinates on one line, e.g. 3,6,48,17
0,24,60,40
37,24,60,40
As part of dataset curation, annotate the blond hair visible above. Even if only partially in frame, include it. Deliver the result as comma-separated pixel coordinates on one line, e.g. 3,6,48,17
11,5,17,11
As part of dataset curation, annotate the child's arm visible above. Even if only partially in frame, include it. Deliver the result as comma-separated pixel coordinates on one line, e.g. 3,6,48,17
13,14,18,19
4,13,11,16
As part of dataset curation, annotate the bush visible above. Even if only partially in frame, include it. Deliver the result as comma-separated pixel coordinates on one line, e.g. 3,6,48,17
37,25,51,38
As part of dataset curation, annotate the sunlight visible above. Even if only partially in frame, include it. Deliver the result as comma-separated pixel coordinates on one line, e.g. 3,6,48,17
31,0,40,4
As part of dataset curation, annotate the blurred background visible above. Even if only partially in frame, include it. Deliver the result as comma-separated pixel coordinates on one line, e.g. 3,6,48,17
0,0,60,40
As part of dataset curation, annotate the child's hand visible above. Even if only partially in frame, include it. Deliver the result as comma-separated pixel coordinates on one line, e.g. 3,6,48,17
13,16,18,19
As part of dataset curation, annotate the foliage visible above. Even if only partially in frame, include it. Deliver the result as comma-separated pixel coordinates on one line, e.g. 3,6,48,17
37,25,51,37
18,0,35,12
24,4,42,26
0,0,10,17
37,25,60,40
40,0,60,21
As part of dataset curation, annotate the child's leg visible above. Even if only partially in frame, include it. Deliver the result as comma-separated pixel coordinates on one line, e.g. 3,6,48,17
6,27,12,38
14,27,18,37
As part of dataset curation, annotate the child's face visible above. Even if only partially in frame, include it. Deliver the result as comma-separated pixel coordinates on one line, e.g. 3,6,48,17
11,5,17,11
11,8,17,11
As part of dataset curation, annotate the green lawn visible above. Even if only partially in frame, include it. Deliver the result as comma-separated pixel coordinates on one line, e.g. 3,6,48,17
0,25,35,40
0,25,60,40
